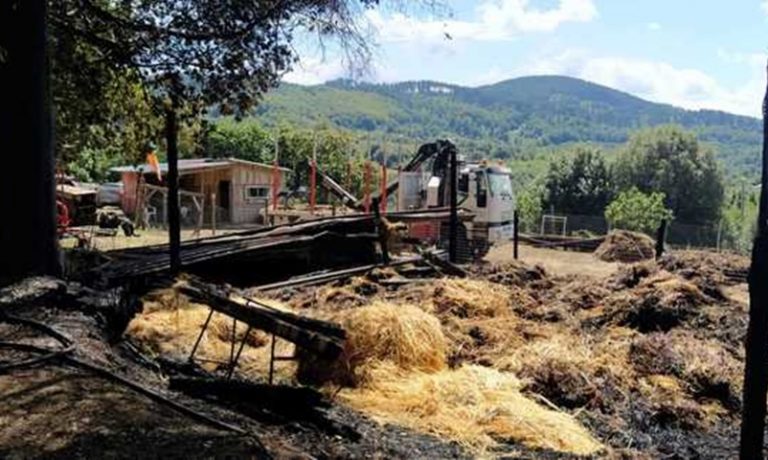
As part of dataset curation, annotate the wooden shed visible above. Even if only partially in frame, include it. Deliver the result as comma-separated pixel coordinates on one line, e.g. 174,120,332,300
111,158,291,226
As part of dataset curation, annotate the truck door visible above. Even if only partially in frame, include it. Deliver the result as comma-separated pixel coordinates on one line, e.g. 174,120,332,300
475,172,487,208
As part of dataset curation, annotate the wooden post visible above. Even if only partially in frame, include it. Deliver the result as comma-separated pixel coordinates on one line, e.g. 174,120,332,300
740,61,768,460
211,193,217,236
309,136,317,215
363,162,372,214
165,77,181,275
380,162,388,215
372,197,389,264
396,165,402,211
716,219,723,252
513,210,520,260
655,219,667,260
271,132,280,213
198,193,205,236
448,144,458,263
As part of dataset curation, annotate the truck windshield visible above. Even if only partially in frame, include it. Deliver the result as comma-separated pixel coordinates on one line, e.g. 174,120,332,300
488,173,512,197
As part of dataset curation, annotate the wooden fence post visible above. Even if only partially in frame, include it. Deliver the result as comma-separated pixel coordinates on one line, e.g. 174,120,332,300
655,219,667,259
211,193,217,236
513,210,520,260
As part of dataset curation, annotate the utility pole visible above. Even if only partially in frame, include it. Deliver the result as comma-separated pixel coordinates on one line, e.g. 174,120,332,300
740,61,768,460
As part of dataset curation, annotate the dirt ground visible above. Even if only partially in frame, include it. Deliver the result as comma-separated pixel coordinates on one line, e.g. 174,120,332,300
60,227,237,251
487,243,620,278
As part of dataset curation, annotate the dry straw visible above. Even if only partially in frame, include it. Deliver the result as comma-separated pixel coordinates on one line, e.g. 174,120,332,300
298,301,447,386
595,230,655,263
339,362,604,456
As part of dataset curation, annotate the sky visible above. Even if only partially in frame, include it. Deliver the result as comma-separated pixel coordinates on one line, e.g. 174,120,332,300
283,0,768,118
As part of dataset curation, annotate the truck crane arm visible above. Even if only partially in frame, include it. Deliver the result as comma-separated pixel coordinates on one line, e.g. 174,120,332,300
316,139,457,212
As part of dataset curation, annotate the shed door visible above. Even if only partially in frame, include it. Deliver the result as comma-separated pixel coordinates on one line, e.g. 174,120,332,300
218,180,231,210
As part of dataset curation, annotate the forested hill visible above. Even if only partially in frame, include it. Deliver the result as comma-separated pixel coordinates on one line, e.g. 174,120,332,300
250,75,761,176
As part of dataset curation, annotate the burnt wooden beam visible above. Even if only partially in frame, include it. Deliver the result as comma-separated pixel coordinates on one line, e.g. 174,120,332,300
419,248,467,278
179,282,345,359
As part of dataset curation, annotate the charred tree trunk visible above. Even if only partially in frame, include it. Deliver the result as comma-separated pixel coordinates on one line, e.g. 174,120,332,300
165,81,181,275
740,62,768,460
0,0,60,284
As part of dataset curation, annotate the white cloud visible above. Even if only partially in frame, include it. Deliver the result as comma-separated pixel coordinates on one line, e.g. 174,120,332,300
523,50,764,117
366,0,597,43
282,57,346,85
761,0,768,15
647,22,661,31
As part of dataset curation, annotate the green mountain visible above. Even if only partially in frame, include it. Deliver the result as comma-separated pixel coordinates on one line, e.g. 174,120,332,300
250,75,761,178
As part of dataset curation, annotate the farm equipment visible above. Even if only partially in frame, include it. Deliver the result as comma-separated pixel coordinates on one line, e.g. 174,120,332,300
319,140,516,260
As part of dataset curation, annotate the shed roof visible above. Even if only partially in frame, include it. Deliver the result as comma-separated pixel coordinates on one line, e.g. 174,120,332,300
111,158,291,175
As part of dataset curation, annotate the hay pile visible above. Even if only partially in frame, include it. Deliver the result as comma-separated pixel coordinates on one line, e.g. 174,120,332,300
630,330,742,411
127,251,747,456
659,250,749,286
472,260,550,288
296,294,604,455
431,278,512,317
592,271,714,333
298,302,447,387
125,287,293,378
594,230,655,263
339,363,604,456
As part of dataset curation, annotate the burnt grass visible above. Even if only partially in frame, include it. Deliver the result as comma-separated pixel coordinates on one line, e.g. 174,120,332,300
468,255,752,458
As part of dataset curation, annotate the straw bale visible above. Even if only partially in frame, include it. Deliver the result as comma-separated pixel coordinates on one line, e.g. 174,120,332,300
594,230,655,263
297,301,447,386
338,363,604,456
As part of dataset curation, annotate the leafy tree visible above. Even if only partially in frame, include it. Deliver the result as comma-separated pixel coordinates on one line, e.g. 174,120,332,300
204,119,274,163
203,119,372,198
1,0,419,280
720,178,759,254
543,146,613,215
613,125,724,224
605,187,673,234
516,181,544,233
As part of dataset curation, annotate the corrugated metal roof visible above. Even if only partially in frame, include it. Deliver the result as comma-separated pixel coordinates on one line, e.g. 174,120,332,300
111,158,291,174
56,184,97,196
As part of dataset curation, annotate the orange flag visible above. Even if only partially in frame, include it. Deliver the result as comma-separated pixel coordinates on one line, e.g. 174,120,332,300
146,151,162,182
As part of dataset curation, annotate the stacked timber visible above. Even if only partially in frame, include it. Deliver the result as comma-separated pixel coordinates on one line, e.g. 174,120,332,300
93,209,473,286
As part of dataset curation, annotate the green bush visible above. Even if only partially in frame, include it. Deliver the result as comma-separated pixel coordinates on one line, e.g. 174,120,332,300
605,187,673,235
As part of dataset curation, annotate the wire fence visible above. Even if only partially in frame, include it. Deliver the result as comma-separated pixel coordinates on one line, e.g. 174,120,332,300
521,213,756,255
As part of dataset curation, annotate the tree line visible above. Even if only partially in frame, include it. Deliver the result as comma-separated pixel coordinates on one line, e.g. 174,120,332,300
517,124,757,251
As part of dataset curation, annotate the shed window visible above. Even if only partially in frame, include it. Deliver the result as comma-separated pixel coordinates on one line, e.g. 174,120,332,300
245,185,269,201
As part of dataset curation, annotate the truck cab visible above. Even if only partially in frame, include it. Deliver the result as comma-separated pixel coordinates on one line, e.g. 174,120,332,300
459,163,515,244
